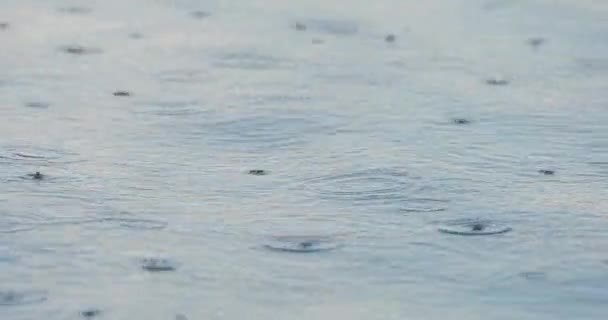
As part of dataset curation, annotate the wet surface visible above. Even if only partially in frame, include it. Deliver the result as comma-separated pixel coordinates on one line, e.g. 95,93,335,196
1,0,608,319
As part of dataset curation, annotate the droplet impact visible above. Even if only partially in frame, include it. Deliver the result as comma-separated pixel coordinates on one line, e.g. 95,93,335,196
0,290,47,306
437,219,512,236
263,235,340,253
26,172,44,180
141,258,177,272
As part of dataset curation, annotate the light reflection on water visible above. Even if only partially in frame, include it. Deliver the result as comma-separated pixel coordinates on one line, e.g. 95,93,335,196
1,0,607,319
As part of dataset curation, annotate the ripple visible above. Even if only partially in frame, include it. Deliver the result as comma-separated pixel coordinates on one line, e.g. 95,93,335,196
0,145,79,163
93,217,168,230
437,219,512,236
25,102,50,109
57,6,92,14
300,18,359,36
298,168,448,211
156,69,209,84
0,289,47,306
213,51,293,70
60,45,103,55
263,235,341,253
141,257,177,271
133,100,204,117
203,112,343,151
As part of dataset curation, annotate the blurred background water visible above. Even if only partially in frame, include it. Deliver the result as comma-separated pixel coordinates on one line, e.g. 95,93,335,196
1,0,607,319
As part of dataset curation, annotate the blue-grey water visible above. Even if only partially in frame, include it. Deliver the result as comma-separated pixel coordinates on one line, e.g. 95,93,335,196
1,0,608,319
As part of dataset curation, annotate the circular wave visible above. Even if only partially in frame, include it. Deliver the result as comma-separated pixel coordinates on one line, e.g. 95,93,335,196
437,219,513,236
263,235,341,253
0,289,47,306
298,168,448,212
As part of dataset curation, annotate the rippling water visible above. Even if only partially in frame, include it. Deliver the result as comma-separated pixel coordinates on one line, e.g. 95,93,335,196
1,0,607,319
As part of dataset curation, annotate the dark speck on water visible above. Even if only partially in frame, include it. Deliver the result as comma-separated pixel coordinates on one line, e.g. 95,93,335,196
175,314,188,320
295,22,307,31
25,102,50,109
485,78,509,86
472,223,485,231
113,91,131,97
129,32,143,39
452,118,471,125
248,169,268,176
385,34,396,43
527,37,546,48
538,169,555,175
27,172,44,180
60,45,102,55
80,309,101,318
191,11,210,19
0,22,8,30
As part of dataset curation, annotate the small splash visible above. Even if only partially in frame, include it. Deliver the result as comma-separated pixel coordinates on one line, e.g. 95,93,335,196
113,91,131,97
0,289,47,306
247,169,268,176
60,45,102,55
80,308,102,318
437,219,512,236
141,258,177,272
25,102,50,109
25,172,44,180
263,235,340,253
